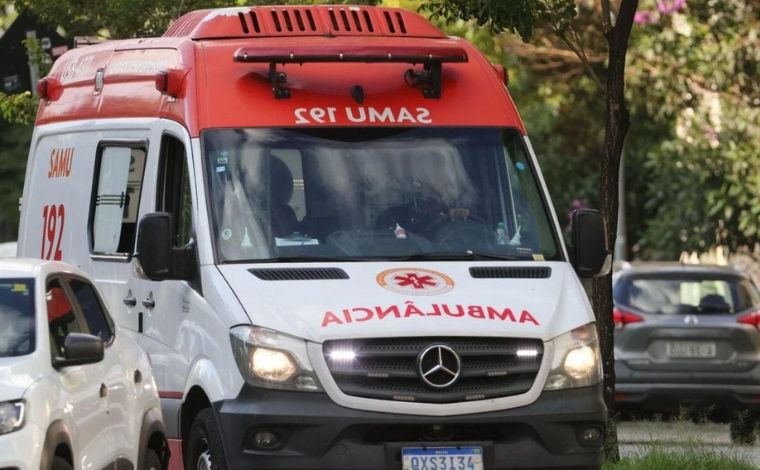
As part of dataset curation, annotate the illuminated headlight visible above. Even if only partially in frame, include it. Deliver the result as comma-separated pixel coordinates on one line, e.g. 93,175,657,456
230,326,322,392
544,323,602,390
251,348,297,382
0,400,24,435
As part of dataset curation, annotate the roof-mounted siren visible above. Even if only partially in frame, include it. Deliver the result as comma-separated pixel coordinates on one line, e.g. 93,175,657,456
37,77,63,102
155,67,189,99
232,44,468,99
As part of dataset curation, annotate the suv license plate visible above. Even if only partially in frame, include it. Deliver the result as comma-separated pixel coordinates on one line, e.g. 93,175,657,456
402,447,483,470
666,341,716,358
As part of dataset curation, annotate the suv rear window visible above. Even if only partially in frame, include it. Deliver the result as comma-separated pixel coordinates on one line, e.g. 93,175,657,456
0,279,35,357
616,275,759,315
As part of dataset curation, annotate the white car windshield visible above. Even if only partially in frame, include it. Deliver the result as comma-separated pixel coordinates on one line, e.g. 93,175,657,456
0,279,35,357
203,127,560,262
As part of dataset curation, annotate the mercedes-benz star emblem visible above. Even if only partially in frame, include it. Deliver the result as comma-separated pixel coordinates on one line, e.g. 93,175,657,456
417,344,461,389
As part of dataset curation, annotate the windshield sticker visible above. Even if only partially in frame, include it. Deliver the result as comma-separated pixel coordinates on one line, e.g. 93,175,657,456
221,228,232,241
377,268,454,296
11,284,29,294
321,302,540,327
294,106,432,125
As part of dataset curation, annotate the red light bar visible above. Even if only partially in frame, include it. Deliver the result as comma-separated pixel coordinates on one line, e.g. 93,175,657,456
233,44,468,99
233,44,468,64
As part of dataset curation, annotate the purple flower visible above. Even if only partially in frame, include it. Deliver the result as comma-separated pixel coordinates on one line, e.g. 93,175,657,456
634,11,656,24
658,0,687,14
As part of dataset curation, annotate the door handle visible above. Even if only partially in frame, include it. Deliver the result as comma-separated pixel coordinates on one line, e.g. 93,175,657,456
142,298,155,309
123,295,137,307
99,383,108,398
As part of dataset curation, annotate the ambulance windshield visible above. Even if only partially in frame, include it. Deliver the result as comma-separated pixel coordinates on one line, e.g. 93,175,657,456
203,127,560,263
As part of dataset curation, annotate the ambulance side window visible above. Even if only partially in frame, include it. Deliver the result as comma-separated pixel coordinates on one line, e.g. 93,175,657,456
157,135,192,247
90,145,147,256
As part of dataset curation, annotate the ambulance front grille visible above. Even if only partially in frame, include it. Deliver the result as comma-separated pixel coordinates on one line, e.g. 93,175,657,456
323,337,544,404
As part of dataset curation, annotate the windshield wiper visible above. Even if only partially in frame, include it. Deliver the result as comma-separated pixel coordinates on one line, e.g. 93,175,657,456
224,256,385,264
223,252,534,264
390,251,530,261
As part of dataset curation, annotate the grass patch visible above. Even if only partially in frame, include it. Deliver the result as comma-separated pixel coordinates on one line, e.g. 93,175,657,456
604,448,757,470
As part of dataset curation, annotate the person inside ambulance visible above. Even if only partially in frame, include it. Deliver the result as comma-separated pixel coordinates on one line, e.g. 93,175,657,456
208,129,304,259
374,147,485,245
268,155,299,238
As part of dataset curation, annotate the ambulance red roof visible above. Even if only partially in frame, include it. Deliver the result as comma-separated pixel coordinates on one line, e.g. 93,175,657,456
35,5,526,136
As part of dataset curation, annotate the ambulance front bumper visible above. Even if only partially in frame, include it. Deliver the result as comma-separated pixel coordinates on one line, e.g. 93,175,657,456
213,384,606,469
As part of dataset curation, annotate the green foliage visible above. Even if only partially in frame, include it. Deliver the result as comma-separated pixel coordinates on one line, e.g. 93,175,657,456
0,37,52,125
626,0,760,258
0,123,32,241
12,0,380,38
421,0,576,39
0,91,37,125
603,447,756,470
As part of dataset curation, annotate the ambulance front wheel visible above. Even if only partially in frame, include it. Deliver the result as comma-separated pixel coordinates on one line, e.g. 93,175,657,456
186,408,228,470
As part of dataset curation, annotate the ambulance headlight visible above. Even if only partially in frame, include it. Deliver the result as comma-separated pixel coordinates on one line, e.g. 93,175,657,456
544,323,602,390
0,400,24,435
230,326,322,392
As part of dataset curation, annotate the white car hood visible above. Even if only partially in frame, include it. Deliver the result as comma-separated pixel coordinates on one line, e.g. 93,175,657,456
0,356,40,402
218,262,594,343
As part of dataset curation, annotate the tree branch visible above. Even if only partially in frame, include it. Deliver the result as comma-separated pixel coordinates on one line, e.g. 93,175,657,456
601,0,613,34
552,23,606,91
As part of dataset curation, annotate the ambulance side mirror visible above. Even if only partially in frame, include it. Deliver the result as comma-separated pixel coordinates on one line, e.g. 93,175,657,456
570,209,611,278
136,213,173,280
136,212,199,282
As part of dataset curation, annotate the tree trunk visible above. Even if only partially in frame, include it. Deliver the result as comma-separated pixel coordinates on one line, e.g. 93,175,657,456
594,0,638,462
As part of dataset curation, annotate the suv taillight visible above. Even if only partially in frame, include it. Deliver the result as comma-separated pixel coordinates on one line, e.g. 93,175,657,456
613,308,644,327
737,311,760,328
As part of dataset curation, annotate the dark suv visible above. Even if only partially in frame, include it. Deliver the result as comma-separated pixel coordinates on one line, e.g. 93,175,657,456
613,264,760,440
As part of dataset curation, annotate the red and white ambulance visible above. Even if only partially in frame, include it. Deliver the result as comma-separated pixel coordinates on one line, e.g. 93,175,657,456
19,5,609,469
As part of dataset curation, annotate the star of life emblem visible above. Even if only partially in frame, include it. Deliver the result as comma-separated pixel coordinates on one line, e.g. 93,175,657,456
376,268,454,295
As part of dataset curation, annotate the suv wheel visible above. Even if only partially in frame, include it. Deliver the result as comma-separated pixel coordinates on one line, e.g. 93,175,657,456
185,408,227,470
142,448,163,470
51,457,73,470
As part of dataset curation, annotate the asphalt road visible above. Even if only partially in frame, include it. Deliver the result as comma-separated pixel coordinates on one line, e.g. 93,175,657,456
618,420,760,466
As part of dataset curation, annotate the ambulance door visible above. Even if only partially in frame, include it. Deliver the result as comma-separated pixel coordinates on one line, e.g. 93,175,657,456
88,140,151,340
136,130,196,397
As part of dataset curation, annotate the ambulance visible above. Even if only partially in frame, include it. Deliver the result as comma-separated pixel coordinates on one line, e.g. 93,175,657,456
19,5,610,470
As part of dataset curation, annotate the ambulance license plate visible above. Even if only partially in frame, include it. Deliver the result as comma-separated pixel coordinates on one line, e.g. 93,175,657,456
402,446,483,470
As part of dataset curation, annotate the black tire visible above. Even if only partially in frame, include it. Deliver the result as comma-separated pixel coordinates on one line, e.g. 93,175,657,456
51,456,73,470
730,410,757,445
185,408,227,470
142,448,163,470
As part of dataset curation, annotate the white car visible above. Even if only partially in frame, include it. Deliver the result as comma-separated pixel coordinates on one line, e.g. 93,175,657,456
0,258,168,470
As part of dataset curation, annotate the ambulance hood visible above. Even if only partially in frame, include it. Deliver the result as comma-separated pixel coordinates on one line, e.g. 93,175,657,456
218,262,594,343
